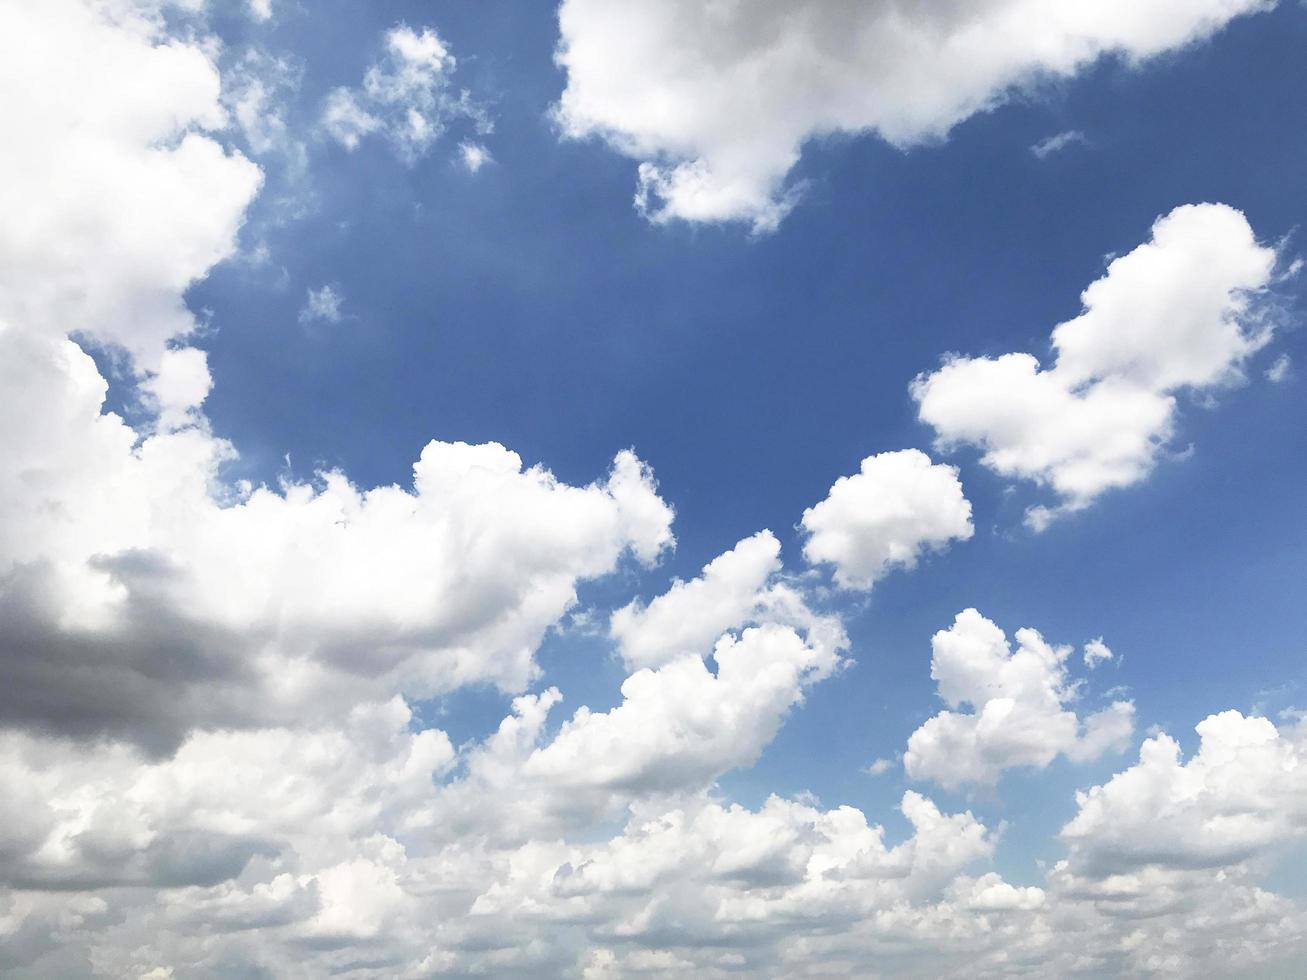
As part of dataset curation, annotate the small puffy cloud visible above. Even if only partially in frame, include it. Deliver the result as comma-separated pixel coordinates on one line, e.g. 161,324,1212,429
1082,637,1114,668
904,609,1134,789
801,449,973,590
913,203,1280,528
555,0,1272,230
246,0,272,23
459,140,492,172
1030,129,1088,159
298,284,344,324
1266,352,1293,383
140,346,213,431
321,24,490,163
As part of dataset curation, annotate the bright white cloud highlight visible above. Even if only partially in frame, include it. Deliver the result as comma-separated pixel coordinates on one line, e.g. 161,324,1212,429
555,0,1273,230
913,203,1280,528
0,0,260,368
801,449,973,590
904,609,1135,789
610,530,781,670
1062,710,1307,876
322,24,489,163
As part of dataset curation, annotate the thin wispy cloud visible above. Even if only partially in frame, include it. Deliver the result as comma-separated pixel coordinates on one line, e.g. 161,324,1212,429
1030,129,1089,159
298,284,344,324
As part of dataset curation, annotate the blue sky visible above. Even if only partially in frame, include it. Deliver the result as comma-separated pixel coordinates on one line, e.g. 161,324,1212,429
4,1,1307,977
200,0,1306,838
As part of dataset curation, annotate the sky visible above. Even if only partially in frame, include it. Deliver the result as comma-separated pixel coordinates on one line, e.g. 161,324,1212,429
1,1,1306,977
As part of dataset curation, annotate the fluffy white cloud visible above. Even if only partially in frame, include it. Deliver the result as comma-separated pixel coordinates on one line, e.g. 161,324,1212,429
913,203,1281,528
0,0,674,754
0,0,260,368
554,0,1273,230
0,330,673,750
321,25,490,163
4,4,1306,978
904,609,1134,789
1082,637,1114,668
423,543,846,843
1061,710,1307,877
801,449,973,590
610,531,781,670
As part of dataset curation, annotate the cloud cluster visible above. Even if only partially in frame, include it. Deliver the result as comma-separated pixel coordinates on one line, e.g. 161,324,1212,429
321,25,490,163
0,1,672,757
555,0,1274,229
913,203,1281,528
905,610,1135,789
3,3,1306,978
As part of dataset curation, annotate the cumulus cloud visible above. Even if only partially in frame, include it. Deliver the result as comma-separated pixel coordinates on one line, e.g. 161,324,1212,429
321,24,490,163
1061,710,1307,877
904,609,1135,789
0,1,673,755
554,0,1274,230
801,449,973,590
0,0,260,368
610,531,782,670
913,203,1281,528
1082,637,1114,668
4,4,1306,978
0,335,673,750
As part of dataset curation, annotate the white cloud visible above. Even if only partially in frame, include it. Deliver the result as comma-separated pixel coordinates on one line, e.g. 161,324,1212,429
865,757,896,776
459,140,492,172
610,530,781,670
0,0,260,368
904,609,1134,789
1030,129,1088,159
321,24,490,163
223,49,305,174
3,5,1305,978
1266,352,1293,383
1061,710,1307,877
0,0,674,754
298,283,344,324
1082,637,1114,668
246,0,272,23
801,449,973,590
913,203,1280,528
555,0,1273,230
